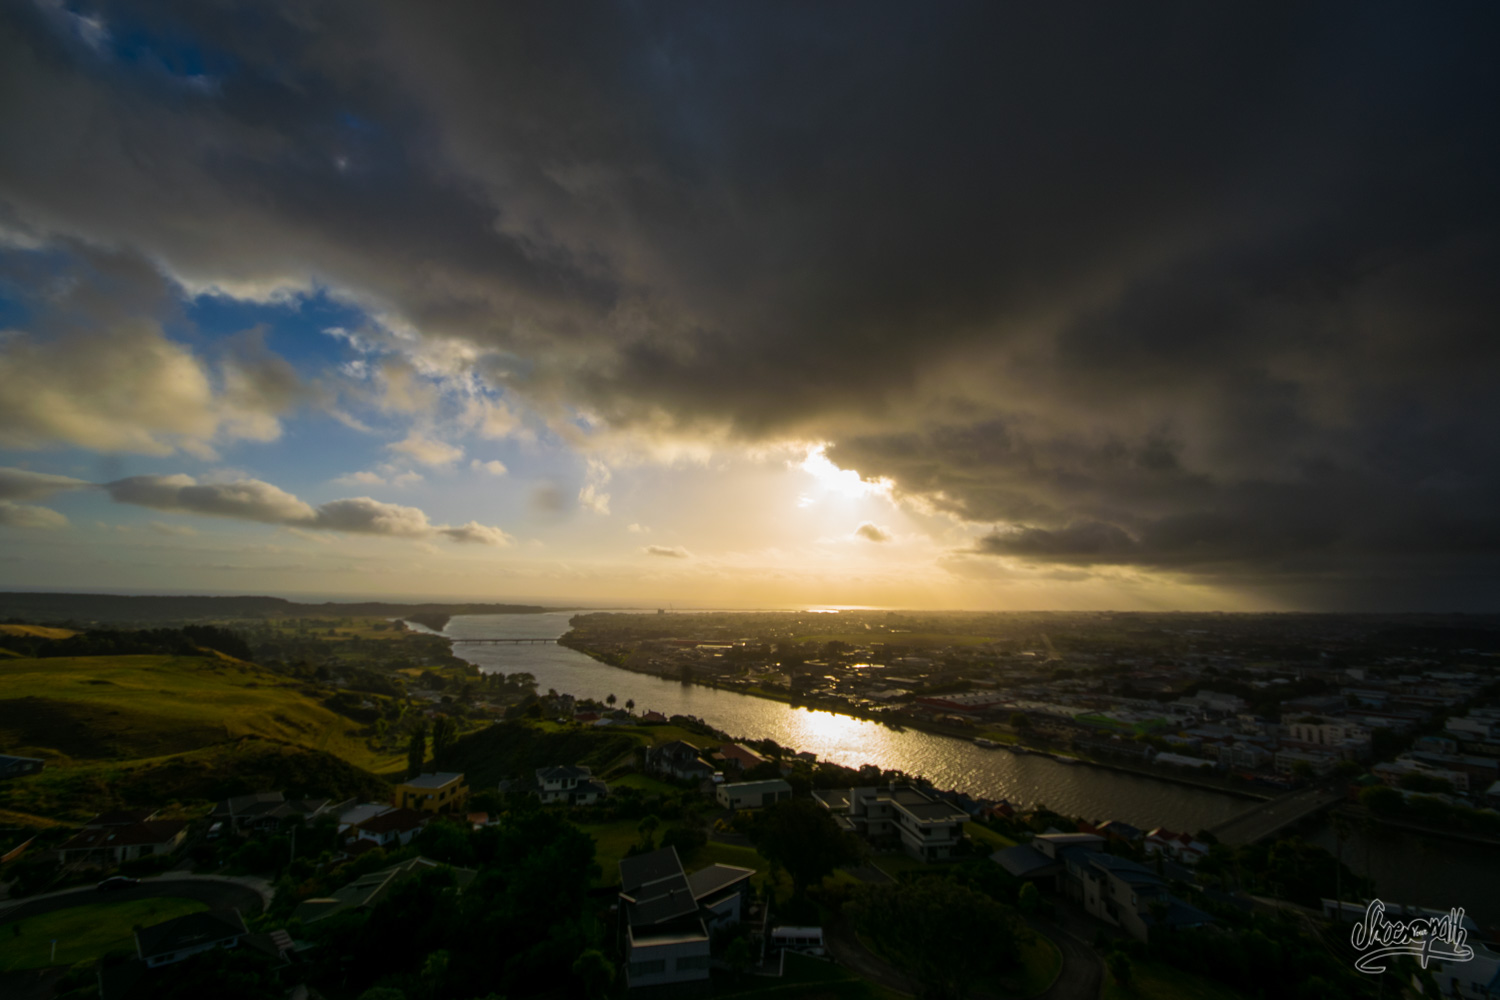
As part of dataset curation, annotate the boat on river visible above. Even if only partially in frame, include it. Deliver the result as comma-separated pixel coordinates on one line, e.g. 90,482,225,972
973,737,999,749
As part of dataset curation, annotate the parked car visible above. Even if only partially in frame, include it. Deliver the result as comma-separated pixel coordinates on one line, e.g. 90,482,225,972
96,876,140,891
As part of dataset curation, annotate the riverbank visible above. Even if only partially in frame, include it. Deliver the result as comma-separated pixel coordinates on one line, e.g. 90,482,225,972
1332,805,1500,849
555,632,1270,807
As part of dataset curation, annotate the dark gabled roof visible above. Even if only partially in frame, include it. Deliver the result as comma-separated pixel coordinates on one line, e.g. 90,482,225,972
88,809,157,827
1085,852,1166,887
627,875,699,926
357,808,425,835
62,820,186,851
992,845,1062,879
536,764,592,782
619,846,684,895
619,846,704,928
295,856,478,923
686,864,755,901
135,910,246,959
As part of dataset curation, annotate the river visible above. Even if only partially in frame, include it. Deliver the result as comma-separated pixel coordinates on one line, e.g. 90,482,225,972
420,612,1251,833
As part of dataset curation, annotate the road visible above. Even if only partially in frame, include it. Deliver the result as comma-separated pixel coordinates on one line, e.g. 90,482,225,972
0,874,268,926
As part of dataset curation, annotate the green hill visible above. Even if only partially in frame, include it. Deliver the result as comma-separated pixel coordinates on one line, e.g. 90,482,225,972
3,738,393,820
0,653,404,774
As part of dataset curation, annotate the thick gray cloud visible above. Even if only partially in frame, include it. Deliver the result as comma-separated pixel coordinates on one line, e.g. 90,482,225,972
0,500,67,529
0,467,507,544
2,2,1498,604
0,467,92,501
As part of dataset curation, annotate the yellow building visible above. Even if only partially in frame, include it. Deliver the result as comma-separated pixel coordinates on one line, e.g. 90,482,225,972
394,771,468,814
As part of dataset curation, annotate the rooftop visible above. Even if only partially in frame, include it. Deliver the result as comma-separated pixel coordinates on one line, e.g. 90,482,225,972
402,771,465,789
135,910,246,959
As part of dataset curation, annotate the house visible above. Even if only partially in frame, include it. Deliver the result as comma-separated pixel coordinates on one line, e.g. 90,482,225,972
1066,851,1213,941
211,792,351,833
296,856,478,924
58,819,188,866
337,802,395,832
354,807,427,847
135,909,247,968
714,743,771,775
715,779,792,810
647,741,717,781
814,785,969,861
0,754,44,780
535,765,610,805
991,832,1104,892
394,772,468,813
619,846,754,989
640,711,668,724
1144,828,1210,865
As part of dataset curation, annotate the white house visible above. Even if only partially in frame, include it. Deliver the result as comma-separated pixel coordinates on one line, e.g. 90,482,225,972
715,779,792,810
535,765,609,805
813,785,969,861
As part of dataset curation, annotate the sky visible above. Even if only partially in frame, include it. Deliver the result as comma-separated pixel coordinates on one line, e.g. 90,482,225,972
1,2,1498,611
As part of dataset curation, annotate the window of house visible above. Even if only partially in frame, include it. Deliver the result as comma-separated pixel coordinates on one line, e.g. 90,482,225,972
629,959,666,976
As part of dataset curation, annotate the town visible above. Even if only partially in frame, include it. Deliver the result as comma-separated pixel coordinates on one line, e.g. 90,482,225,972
2,608,1499,1000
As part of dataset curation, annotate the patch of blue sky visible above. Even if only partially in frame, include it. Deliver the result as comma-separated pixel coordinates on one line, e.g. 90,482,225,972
182,286,370,372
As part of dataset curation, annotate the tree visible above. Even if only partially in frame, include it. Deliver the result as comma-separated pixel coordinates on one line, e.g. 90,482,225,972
726,937,752,976
1107,951,1134,994
625,698,635,712
407,723,428,778
1010,712,1031,730
1017,881,1040,915
606,693,617,707
431,716,457,761
850,879,1018,999
753,799,861,898
572,948,614,1000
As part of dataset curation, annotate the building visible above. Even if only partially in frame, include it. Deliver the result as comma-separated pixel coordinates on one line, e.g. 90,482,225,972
1067,851,1214,942
535,765,610,805
619,847,754,989
713,743,771,774
354,808,427,847
394,772,468,813
211,792,351,833
295,856,478,924
58,816,188,866
813,785,969,861
647,741,718,781
715,779,792,810
1273,748,1338,777
135,910,248,969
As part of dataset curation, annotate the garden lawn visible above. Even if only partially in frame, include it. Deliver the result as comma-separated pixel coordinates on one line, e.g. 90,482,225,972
1102,958,1249,1000
964,822,1016,850
0,897,207,971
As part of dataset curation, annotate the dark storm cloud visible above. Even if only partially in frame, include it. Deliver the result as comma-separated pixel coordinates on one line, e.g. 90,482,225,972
3,1,1498,604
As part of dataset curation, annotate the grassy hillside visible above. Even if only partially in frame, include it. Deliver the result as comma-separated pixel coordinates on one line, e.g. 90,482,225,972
0,653,405,774
2,738,393,820
0,624,76,640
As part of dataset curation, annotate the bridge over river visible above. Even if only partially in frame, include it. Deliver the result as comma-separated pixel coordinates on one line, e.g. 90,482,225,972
1208,785,1347,846
450,637,558,644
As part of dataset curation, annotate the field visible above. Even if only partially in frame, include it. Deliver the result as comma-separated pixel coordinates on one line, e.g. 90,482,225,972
0,625,77,640
791,633,995,647
0,654,404,775
0,897,207,971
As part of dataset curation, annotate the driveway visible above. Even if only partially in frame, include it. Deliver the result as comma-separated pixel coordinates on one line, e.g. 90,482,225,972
0,874,268,925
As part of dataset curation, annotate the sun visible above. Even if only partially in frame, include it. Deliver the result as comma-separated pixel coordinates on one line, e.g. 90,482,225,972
798,445,892,500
